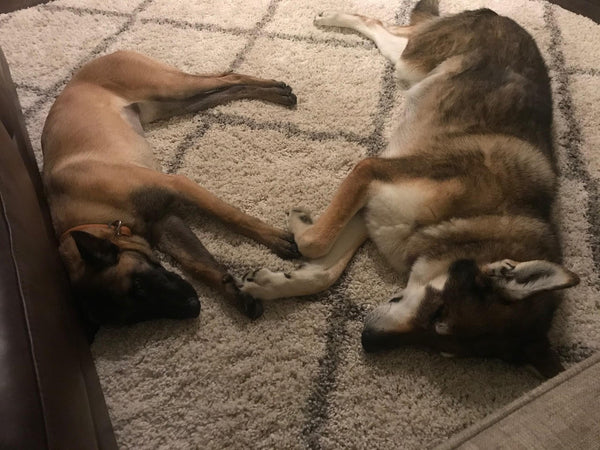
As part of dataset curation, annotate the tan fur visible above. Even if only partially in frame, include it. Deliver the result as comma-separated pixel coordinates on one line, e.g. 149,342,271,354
43,50,298,324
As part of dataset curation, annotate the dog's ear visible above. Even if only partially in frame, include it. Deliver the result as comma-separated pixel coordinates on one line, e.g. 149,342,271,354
483,259,579,300
71,230,119,269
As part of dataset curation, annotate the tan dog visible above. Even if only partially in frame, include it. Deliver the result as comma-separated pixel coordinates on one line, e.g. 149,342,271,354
42,50,298,335
240,0,579,377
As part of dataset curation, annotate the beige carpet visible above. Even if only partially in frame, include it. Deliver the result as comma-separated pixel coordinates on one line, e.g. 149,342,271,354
1,0,599,448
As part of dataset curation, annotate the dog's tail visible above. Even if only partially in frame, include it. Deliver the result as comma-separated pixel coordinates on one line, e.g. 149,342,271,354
410,0,440,25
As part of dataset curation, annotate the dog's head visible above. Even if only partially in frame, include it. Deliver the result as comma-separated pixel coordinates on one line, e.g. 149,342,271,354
60,230,200,333
362,258,579,377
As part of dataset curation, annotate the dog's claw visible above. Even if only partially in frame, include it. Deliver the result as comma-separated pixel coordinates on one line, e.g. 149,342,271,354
287,92,297,107
277,82,292,93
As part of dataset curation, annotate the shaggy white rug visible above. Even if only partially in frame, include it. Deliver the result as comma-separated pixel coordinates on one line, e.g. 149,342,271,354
1,0,599,448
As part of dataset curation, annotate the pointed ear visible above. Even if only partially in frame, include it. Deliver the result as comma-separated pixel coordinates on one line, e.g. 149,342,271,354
70,231,119,269
483,259,579,300
523,339,564,378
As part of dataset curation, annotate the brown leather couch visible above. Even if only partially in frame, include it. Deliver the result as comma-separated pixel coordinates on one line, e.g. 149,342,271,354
0,47,118,449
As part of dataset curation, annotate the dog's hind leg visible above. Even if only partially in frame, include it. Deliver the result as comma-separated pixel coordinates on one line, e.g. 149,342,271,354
241,215,368,300
75,50,294,101
152,215,264,318
314,12,412,64
74,50,296,124
136,84,296,124
410,0,440,25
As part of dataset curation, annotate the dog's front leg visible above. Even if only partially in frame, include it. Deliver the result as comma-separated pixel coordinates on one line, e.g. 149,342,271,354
162,173,299,259
152,215,263,319
241,215,368,300
289,157,379,259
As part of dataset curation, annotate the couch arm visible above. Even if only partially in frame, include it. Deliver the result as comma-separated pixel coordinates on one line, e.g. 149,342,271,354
0,48,117,449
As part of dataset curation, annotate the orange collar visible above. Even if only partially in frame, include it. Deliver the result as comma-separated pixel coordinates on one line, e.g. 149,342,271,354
60,220,132,242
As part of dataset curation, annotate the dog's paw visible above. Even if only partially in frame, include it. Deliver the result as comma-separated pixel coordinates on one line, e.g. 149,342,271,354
237,291,264,320
240,268,290,300
286,208,327,259
287,207,313,235
273,82,297,107
283,92,297,107
222,274,264,319
314,11,344,28
269,230,300,260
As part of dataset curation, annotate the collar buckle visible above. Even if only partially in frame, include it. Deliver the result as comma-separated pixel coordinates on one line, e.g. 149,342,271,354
110,220,124,237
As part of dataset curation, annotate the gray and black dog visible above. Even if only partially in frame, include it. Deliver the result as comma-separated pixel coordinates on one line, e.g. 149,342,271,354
241,0,579,377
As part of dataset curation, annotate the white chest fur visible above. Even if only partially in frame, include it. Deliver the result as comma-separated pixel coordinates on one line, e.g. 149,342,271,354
365,181,436,271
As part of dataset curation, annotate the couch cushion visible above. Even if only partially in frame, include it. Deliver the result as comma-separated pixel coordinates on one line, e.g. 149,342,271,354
0,0,51,14
0,47,117,449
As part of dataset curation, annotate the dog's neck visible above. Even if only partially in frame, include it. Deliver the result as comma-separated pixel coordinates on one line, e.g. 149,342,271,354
60,220,132,242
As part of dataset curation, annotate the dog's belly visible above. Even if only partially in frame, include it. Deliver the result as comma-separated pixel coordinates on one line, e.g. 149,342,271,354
379,105,426,159
381,128,415,159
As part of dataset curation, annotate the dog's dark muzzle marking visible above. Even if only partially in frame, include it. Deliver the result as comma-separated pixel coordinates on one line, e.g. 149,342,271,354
162,295,201,319
126,266,201,322
361,326,439,354
361,328,389,353
361,328,409,353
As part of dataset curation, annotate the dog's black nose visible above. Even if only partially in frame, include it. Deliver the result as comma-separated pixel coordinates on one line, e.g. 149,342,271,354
185,297,201,317
361,328,387,353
